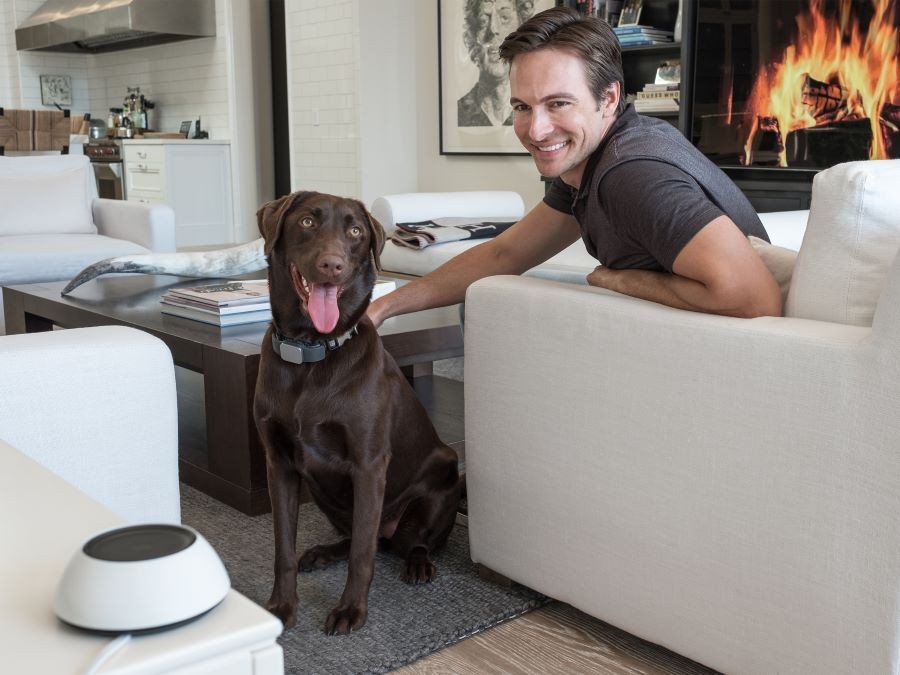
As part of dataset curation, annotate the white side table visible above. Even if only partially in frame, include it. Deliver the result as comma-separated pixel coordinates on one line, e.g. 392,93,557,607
0,440,283,674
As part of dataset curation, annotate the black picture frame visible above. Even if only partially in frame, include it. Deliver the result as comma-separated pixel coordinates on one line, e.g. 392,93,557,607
438,0,554,155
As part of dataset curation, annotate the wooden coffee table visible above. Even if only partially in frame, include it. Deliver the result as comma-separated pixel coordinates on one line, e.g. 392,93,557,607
3,275,463,515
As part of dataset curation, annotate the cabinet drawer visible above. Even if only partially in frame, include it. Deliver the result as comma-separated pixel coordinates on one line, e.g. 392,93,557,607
126,164,164,194
124,145,165,164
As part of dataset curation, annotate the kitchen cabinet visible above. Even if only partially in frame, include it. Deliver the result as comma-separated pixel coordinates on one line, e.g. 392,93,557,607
123,140,233,247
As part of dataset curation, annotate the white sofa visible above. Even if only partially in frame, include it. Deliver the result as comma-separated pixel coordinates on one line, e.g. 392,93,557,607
371,191,809,283
0,154,176,334
463,160,900,674
0,326,180,523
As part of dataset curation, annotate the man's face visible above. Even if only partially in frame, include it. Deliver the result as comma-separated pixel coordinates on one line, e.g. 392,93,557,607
510,48,619,188
474,0,518,79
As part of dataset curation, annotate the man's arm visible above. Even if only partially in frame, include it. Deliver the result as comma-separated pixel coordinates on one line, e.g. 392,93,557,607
368,201,581,327
586,215,782,318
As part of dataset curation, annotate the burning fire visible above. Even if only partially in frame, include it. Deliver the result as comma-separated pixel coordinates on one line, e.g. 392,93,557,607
742,0,899,166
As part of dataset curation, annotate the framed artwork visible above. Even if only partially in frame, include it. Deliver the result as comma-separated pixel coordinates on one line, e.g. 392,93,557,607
438,0,555,155
618,0,643,26
40,74,73,106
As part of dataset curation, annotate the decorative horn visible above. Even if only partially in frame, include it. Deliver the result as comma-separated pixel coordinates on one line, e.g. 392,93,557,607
61,238,267,296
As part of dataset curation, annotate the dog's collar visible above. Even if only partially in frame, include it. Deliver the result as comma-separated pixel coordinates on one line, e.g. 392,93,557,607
271,326,358,364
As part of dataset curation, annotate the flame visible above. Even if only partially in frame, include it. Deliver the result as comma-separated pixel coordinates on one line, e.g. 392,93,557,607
743,0,899,165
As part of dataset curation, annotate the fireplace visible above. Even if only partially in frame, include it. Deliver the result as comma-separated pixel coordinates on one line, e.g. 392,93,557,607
690,0,900,173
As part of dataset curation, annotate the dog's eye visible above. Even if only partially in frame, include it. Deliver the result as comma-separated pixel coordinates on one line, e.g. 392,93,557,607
300,217,315,228
348,226,362,237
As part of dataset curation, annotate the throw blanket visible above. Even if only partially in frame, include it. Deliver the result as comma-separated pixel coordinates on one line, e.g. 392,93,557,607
391,217,516,249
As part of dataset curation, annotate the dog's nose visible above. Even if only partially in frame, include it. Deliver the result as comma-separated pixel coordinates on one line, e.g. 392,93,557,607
316,254,345,278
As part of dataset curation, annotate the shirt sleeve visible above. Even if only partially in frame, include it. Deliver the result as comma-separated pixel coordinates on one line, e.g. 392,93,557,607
542,177,576,215
598,160,724,271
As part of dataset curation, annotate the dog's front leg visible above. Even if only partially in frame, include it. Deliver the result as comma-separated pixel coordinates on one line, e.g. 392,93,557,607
324,456,388,635
266,460,302,629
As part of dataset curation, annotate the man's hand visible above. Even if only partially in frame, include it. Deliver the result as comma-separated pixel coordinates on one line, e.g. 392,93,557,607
586,265,622,292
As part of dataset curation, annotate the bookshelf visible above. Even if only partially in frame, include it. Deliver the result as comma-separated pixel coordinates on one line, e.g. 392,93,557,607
557,0,693,135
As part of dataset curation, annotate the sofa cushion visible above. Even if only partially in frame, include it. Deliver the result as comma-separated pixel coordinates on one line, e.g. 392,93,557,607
749,236,797,308
0,234,148,285
785,160,900,326
0,155,97,236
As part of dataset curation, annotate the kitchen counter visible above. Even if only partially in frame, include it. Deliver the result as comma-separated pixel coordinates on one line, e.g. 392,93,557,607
124,138,231,145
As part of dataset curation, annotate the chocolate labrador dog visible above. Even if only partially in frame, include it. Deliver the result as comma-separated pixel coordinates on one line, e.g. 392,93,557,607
253,191,462,634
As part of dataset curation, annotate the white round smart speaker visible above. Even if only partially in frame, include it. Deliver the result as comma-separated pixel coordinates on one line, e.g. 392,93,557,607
54,524,230,633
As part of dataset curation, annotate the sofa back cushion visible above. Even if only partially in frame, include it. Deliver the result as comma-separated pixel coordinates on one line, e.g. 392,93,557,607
785,160,900,326
0,155,97,236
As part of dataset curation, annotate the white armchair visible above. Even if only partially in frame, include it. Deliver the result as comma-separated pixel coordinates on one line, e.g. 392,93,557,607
464,160,900,674
0,154,175,333
0,326,180,523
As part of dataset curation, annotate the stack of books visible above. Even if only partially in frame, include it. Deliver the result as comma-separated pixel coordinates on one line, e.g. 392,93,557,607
613,25,674,47
633,82,680,113
161,280,272,326
159,279,398,327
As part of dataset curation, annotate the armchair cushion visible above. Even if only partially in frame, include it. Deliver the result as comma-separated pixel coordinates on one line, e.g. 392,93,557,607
0,234,147,285
0,155,97,236
785,159,900,326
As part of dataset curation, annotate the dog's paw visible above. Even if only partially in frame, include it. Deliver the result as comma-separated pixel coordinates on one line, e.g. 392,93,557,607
324,602,368,635
298,543,345,572
265,599,298,629
402,546,436,584
402,558,437,584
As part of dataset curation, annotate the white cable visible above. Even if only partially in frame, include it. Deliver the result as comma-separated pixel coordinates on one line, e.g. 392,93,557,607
81,633,132,675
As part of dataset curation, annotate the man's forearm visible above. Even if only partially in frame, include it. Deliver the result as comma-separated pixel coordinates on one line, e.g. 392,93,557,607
586,266,775,317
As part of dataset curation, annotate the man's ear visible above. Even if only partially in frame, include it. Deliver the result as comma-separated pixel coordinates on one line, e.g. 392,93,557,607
354,200,385,271
256,191,316,256
602,81,621,116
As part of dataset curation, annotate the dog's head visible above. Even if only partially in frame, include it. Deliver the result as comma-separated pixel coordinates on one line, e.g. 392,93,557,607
256,191,386,338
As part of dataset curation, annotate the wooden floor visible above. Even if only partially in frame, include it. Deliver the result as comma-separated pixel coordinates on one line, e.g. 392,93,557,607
394,601,718,675
405,374,719,675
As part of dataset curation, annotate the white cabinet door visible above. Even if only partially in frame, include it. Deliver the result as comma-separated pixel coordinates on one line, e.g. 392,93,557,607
124,143,234,247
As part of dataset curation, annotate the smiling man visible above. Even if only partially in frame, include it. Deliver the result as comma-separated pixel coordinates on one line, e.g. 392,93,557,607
368,6,781,328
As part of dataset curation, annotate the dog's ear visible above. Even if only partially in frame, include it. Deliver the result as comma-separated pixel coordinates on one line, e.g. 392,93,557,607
354,200,386,271
256,191,317,256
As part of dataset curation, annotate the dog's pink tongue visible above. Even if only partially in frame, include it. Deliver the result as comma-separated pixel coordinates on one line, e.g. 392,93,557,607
307,283,340,333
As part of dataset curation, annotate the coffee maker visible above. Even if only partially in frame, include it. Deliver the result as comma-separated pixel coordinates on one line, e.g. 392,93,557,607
120,87,155,136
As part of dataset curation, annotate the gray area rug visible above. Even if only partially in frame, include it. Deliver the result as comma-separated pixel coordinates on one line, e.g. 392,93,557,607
180,484,547,674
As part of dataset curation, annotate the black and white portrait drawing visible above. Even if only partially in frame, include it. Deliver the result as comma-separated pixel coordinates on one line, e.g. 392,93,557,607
440,0,554,154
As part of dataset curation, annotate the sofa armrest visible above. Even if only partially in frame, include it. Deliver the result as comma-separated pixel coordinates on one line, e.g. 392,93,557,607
93,198,176,252
0,326,180,523
370,191,525,234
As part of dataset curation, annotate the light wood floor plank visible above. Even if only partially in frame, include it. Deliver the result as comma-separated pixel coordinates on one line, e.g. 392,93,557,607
393,602,720,674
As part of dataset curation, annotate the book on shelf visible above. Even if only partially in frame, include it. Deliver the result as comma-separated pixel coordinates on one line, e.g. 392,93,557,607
613,25,674,37
618,36,673,46
643,83,680,92
633,100,679,113
636,90,679,99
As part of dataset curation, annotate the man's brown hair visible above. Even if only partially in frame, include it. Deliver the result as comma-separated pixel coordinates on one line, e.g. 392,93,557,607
499,6,626,115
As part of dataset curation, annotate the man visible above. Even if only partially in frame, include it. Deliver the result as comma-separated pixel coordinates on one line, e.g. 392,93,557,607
457,0,537,127
369,7,781,327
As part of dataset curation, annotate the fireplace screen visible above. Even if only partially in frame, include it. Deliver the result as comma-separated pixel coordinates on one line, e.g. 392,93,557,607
691,0,900,170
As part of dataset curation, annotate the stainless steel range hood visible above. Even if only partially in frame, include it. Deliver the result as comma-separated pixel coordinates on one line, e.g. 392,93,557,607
16,0,216,54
